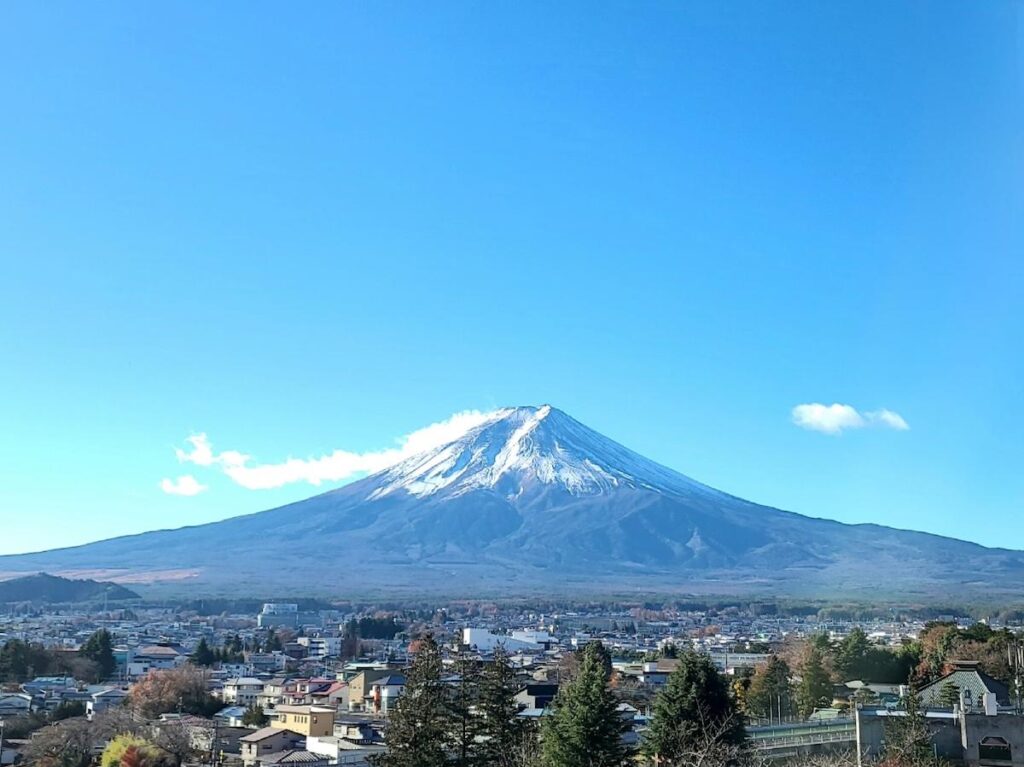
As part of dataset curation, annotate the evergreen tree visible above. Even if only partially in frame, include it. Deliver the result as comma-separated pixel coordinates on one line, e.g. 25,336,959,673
51,700,87,721
342,619,361,660
834,628,871,681
477,647,526,766
937,681,961,709
644,649,745,765
884,689,931,767
541,641,631,767
589,641,614,681
80,629,117,680
0,639,54,683
242,704,269,727
191,638,216,667
264,631,283,653
450,650,482,767
372,636,450,767
744,656,793,721
797,646,833,718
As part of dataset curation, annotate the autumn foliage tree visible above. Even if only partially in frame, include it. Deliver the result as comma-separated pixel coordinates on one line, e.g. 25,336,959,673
128,665,220,718
101,735,164,767
914,621,1014,685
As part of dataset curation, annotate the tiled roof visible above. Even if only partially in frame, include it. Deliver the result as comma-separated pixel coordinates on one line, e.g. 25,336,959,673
918,666,1010,707
260,750,325,765
240,727,292,743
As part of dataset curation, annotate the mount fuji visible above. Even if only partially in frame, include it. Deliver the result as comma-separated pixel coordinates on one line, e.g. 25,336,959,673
2,405,1022,599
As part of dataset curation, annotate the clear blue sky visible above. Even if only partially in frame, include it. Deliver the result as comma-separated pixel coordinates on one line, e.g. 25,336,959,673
1,1,1021,555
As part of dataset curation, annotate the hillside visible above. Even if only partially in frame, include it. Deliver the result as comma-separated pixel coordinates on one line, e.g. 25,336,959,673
0,572,140,603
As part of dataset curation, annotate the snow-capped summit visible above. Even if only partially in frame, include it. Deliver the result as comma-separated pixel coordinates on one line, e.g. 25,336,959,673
366,404,721,502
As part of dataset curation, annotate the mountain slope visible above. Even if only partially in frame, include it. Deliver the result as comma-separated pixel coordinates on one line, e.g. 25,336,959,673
2,405,1021,598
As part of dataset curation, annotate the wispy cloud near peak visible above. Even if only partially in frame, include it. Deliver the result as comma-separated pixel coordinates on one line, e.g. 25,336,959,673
169,409,500,491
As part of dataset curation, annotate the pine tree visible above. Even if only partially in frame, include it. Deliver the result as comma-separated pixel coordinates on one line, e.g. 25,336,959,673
450,650,482,767
79,629,116,680
834,628,870,682
264,631,283,653
191,638,216,667
242,704,269,727
644,649,745,765
342,619,361,660
744,656,793,721
372,636,450,767
541,641,631,767
797,646,833,718
937,681,961,709
478,647,526,766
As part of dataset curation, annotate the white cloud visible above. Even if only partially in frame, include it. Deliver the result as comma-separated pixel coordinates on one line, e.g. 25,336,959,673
866,408,910,431
172,409,502,491
160,475,209,496
791,403,909,435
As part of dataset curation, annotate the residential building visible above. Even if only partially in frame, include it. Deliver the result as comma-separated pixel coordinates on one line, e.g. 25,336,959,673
0,693,32,716
214,705,249,728
223,677,266,706
347,670,391,712
366,675,405,715
239,727,305,767
85,687,129,720
310,681,348,709
514,683,558,710
126,645,186,679
271,705,335,737
256,750,329,767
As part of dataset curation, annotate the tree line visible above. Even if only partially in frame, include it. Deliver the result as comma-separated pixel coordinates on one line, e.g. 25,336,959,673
730,621,1022,724
374,635,952,767
0,629,116,684
371,637,746,767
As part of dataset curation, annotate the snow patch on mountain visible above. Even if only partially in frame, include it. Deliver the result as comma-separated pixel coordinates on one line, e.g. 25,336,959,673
365,404,724,502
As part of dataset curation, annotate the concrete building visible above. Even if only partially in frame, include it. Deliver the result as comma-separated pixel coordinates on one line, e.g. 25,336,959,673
462,628,543,652
258,604,299,629
297,637,341,659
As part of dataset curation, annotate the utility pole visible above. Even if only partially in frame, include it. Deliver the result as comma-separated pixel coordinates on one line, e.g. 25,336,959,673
210,719,220,767
1,717,6,767
855,703,863,767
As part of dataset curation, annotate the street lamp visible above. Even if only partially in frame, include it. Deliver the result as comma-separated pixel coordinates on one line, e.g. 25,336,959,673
1,716,6,767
